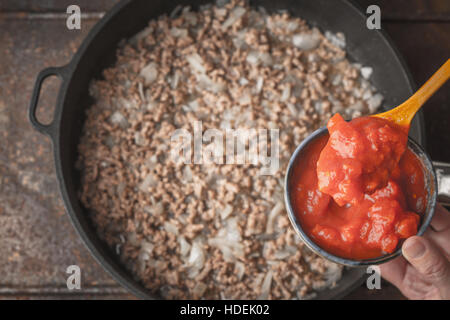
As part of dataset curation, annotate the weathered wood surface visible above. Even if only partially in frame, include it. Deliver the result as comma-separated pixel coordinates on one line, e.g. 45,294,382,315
0,0,448,299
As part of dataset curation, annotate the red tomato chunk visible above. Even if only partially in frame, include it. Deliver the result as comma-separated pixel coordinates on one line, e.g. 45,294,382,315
317,114,408,206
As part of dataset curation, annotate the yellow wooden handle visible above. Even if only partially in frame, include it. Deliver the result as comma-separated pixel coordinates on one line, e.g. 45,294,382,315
373,59,450,128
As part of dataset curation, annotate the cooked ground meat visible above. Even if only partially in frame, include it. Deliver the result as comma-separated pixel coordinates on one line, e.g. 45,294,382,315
76,0,382,299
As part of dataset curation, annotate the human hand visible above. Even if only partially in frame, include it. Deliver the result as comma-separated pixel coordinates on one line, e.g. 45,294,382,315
380,204,450,299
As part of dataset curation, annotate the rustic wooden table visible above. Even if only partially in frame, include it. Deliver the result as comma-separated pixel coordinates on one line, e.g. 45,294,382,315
0,0,448,300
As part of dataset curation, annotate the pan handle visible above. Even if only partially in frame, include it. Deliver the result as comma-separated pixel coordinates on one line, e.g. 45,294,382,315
434,161,450,207
29,65,68,137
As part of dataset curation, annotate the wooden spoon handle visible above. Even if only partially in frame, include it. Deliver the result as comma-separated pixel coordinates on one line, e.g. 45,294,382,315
374,59,450,128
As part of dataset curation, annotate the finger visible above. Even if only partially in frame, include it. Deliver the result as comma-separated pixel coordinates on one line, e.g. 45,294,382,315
379,256,407,289
430,203,450,232
402,236,450,299
381,257,438,300
424,228,450,257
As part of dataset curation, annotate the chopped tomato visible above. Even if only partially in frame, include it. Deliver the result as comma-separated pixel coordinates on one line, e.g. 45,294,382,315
381,234,399,253
317,114,408,205
396,212,420,238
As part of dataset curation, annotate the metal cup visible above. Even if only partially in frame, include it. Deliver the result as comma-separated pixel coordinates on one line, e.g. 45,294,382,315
284,126,448,267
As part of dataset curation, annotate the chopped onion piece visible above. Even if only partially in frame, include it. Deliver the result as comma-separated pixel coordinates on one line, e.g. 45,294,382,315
139,174,157,191
325,31,346,49
286,103,297,116
178,236,191,256
221,6,246,30
256,76,264,93
170,27,188,38
235,261,245,281
110,111,128,129
220,204,233,220
258,270,273,299
361,66,373,79
367,93,384,113
187,242,205,277
281,85,291,102
171,70,180,89
140,62,158,84
183,165,193,182
163,221,179,235
246,51,259,65
274,250,292,260
186,53,207,74
266,202,284,234
143,203,164,216
141,241,154,254
292,29,321,50
239,77,249,86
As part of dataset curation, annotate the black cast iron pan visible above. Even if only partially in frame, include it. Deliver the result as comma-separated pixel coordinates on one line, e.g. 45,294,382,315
28,0,425,299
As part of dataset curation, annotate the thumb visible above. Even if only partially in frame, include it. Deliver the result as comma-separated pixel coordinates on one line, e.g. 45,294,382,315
402,236,450,299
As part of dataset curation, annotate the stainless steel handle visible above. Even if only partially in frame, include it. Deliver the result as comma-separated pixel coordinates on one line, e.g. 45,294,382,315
434,161,450,207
